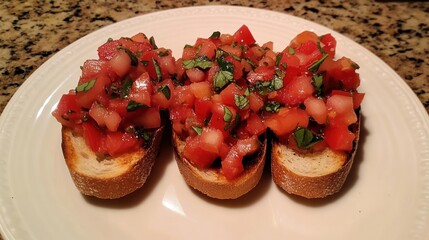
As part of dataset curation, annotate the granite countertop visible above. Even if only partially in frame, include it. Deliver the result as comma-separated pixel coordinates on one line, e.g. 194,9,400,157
0,0,428,238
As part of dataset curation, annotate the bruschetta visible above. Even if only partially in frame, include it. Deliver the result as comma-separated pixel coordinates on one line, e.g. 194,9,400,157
53,33,176,199
169,25,273,199
263,31,364,198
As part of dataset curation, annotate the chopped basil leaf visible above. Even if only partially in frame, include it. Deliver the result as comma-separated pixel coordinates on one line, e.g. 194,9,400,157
107,37,113,42
223,106,233,122
231,54,241,62
216,54,234,72
252,75,283,95
316,42,326,54
293,127,323,149
117,46,138,66
158,85,171,100
192,126,203,135
308,54,328,73
288,47,295,55
184,44,193,49
158,50,169,57
244,58,257,68
281,62,287,69
133,127,151,142
209,31,221,39
244,87,250,96
182,56,213,69
234,94,249,110
152,57,162,82
351,61,360,69
121,78,133,98
263,101,282,113
149,36,158,49
126,100,148,112
76,79,96,93
213,70,233,92
275,53,283,66
141,60,149,66
311,73,324,97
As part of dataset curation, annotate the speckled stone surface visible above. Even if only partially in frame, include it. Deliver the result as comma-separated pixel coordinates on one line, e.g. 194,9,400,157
0,0,428,237
1,0,428,116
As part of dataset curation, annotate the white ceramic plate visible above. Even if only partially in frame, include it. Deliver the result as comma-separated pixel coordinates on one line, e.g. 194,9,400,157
1,5,428,240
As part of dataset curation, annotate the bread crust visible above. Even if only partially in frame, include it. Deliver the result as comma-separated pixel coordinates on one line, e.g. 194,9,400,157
61,125,164,199
271,112,361,199
172,132,267,199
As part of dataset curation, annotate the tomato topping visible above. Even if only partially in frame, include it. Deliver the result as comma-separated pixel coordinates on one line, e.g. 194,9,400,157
324,125,355,151
232,25,256,46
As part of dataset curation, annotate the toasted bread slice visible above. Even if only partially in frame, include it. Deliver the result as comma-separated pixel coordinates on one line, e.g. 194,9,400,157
271,113,361,199
61,125,164,199
172,132,267,199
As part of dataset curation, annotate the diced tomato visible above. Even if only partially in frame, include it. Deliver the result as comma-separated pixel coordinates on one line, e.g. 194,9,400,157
208,103,237,135
109,50,131,77
247,66,275,84
105,131,141,156
289,31,319,49
194,98,212,121
320,33,336,58
304,96,328,124
133,107,161,129
326,94,357,126
221,135,260,179
218,83,245,107
52,93,84,127
189,81,212,99
274,75,314,107
152,79,174,109
80,59,108,81
129,72,153,107
171,85,195,107
265,107,309,136
98,39,121,60
107,99,128,117
331,90,365,109
245,113,266,136
140,50,170,82
76,75,111,109
186,68,205,83
233,25,256,46
249,92,264,112
130,32,149,43
322,57,360,91
183,136,218,168
82,121,105,154
199,128,224,154
219,44,242,58
194,38,217,60
324,124,355,151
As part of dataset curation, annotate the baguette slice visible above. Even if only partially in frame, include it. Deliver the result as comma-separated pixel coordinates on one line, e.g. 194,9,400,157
271,112,361,199
172,132,267,199
61,125,164,199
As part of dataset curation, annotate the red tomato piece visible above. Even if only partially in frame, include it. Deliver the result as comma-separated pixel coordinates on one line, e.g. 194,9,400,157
82,121,106,154
52,93,85,127
274,75,314,107
245,113,266,136
326,94,357,126
265,108,309,136
233,25,256,46
304,96,328,125
183,136,219,168
324,124,355,151
105,131,141,156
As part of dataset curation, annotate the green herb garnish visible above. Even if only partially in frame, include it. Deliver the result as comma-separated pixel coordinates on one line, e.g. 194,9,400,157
263,101,282,113
182,56,213,69
126,100,148,112
213,70,233,92
311,73,324,97
293,127,323,149
76,79,96,93
192,126,203,135
149,36,158,49
234,94,250,110
117,46,138,66
158,85,171,100
308,54,328,73
209,31,221,39
223,106,233,122
152,57,162,82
